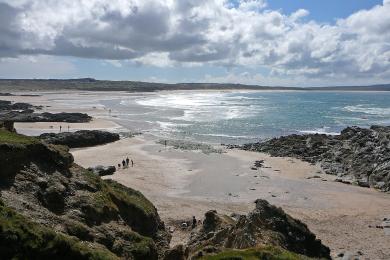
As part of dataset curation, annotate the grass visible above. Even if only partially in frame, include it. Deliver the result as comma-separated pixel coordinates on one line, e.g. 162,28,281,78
81,170,159,237
82,171,156,219
199,246,312,260
0,199,119,260
80,170,156,217
0,129,40,145
105,179,156,216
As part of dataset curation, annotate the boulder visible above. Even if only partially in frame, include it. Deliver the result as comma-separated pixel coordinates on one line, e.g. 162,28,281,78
239,125,390,192
88,165,116,176
163,244,187,260
40,130,120,148
188,199,331,259
0,130,171,259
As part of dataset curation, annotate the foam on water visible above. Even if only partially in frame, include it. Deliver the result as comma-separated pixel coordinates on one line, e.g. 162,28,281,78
299,127,340,136
343,105,390,116
102,91,390,144
136,92,263,122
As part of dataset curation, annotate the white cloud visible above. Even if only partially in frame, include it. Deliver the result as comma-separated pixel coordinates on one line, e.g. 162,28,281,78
0,0,390,83
133,52,175,67
290,9,309,21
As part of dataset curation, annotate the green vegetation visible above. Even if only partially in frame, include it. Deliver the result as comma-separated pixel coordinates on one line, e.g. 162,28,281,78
81,168,160,238
0,200,119,260
114,229,157,259
105,179,156,216
199,246,312,260
83,171,156,220
80,172,159,258
64,220,92,241
0,129,39,145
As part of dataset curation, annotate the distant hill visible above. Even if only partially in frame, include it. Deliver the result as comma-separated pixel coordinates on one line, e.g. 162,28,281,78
308,84,390,91
0,78,389,92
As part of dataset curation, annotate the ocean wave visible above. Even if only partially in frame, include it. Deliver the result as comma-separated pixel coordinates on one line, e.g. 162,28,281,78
156,121,192,131
299,127,339,136
193,133,254,139
343,105,390,116
135,92,265,122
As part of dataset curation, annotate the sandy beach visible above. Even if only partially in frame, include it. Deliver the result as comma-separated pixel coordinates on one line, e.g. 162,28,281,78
6,92,390,259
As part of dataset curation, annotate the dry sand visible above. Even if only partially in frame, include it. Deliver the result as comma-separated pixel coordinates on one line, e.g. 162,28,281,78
72,136,390,259
6,92,390,259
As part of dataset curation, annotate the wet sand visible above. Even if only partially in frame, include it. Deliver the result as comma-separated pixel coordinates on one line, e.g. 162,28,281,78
6,91,390,259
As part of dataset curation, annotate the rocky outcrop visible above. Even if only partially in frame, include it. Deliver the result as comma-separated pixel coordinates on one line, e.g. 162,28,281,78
0,120,15,132
0,199,120,260
1,111,92,123
0,100,35,110
88,165,116,176
0,100,91,123
39,130,120,148
0,129,331,259
238,126,390,191
188,199,330,259
0,129,170,259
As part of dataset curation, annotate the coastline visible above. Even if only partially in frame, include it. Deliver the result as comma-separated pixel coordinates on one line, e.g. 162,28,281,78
4,91,390,259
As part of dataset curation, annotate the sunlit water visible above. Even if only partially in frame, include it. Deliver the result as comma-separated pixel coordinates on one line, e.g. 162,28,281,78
100,91,390,144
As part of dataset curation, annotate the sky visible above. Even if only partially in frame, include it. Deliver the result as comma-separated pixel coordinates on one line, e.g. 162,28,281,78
0,0,389,87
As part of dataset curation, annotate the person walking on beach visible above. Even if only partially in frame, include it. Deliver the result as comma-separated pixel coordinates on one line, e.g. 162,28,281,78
126,157,130,167
59,125,62,132
131,159,134,167
192,216,197,229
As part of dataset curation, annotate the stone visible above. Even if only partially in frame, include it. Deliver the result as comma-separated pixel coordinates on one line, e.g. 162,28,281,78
239,126,390,192
187,199,331,259
40,130,119,148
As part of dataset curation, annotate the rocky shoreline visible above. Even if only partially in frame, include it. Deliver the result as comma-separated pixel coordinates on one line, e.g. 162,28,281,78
231,125,390,192
0,99,91,123
39,130,120,148
0,128,331,259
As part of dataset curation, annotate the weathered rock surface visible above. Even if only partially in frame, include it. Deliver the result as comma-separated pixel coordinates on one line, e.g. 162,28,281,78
0,129,170,259
1,111,91,123
0,100,34,110
0,199,120,260
0,100,91,123
187,199,331,259
0,129,331,259
88,165,116,176
238,126,390,191
39,130,120,148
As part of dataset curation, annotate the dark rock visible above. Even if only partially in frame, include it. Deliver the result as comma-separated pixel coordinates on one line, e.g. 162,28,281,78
88,165,116,176
163,244,187,260
188,199,331,259
0,111,92,123
238,125,390,192
38,182,67,213
0,100,92,123
0,130,170,259
254,160,264,168
0,100,35,111
40,130,119,148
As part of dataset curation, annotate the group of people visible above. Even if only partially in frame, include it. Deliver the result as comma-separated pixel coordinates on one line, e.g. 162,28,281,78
118,156,134,170
58,125,71,132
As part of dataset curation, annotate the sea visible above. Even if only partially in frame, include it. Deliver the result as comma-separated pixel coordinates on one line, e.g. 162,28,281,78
98,91,390,144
